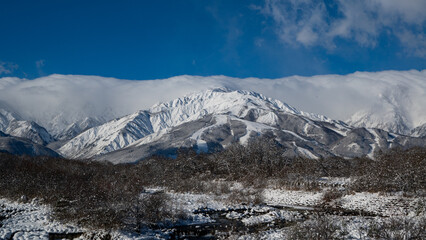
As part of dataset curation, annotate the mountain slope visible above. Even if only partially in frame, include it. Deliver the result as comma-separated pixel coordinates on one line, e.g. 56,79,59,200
0,134,60,157
60,89,351,161
347,109,410,135
0,108,54,145
94,114,344,163
0,108,20,130
6,120,54,145
1,70,425,136
20,88,423,162
59,111,153,159
343,71,426,134
96,115,423,164
411,123,426,138
56,117,103,140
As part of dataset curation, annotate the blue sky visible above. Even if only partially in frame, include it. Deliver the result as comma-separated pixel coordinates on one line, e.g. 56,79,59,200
0,0,425,80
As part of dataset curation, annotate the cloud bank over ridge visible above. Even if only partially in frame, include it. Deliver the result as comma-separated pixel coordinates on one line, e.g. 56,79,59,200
1,70,425,134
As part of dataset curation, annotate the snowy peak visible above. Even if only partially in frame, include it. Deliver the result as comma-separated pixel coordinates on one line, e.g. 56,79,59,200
348,109,410,135
6,120,54,145
0,108,20,130
347,101,412,135
149,88,335,131
346,78,425,134
57,88,425,162
411,123,426,138
59,88,350,159
0,107,58,157
56,117,104,140
0,108,54,145
1,70,425,137
151,88,300,116
59,111,153,159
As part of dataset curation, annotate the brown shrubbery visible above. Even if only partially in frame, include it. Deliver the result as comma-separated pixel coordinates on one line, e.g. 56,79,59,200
287,214,345,240
367,215,426,239
351,147,426,194
0,138,425,231
0,154,147,229
287,214,426,240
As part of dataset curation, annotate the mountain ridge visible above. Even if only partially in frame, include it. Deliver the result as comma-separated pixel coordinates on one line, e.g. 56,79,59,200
1,70,425,137
0,108,54,145
56,88,425,163
59,88,351,160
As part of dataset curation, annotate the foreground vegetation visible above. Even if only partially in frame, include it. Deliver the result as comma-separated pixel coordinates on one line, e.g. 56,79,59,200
0,138,425,237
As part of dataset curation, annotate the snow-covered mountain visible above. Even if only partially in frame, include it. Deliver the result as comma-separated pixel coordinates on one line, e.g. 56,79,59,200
56,117,104,140
5,120,54,145
57,88,425,163
346,81,417,135
0,108,19,131
0,70,425,137
411,123,426,138
0,108,54,145
59,88,349,160
347,109,410,136
59,111,153,159
0,71,425,159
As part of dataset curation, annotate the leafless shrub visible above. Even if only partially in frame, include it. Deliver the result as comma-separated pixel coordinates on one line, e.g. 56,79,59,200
125,192,178,232
226,187,264,205
287,214,345,240
1,145,425,233
79,231,113,240
351,147,426,194
322,188,344,205
367,215,426,240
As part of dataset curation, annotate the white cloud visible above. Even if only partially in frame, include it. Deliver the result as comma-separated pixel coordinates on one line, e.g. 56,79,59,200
0,62,18,75
396,30,426,58
263,0,331,47
0,71,425,134
36,59,46,76
36,59,45,69
260,0,426,56
254,38,265,47
372,0,426,25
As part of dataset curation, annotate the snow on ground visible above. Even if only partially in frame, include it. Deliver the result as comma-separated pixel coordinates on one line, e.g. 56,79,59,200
233,228,287,240
0,198,168,240
2,185,424,239
240,208,302,226
339,192,424,217
0,198,82,240
262,184,424,218
79,230,168,240
263,189,324,207
317,177,352,187
168,191,229,217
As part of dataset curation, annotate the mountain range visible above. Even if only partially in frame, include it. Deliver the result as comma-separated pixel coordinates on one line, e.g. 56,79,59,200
0,87,424,163
1,70,426,135
0,71,425,162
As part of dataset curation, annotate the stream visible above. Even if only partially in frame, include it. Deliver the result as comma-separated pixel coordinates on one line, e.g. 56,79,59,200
1,201,379,240
165,204,379,239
